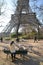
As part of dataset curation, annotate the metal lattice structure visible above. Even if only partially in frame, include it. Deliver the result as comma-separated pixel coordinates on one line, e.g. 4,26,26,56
2,0,41,36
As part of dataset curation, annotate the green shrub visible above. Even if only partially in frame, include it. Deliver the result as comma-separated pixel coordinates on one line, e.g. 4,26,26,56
11,33,22,38
5,37,11,40
39,35,43,39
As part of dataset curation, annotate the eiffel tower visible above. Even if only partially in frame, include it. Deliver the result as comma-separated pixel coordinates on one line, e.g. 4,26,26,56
2,0,41,36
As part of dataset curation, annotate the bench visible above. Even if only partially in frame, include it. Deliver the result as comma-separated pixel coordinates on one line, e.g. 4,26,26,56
3,49,28,59
15,50,28,57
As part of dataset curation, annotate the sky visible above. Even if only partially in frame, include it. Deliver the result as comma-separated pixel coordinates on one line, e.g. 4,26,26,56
0,0,17,32
29,0,43,23
0,0,43,32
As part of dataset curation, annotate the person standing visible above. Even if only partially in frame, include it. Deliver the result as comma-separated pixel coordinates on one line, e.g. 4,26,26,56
10,41,19,62
1,37,3,42
34,35,38,43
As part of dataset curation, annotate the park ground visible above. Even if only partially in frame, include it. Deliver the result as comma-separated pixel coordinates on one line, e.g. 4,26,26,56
0,39,43,65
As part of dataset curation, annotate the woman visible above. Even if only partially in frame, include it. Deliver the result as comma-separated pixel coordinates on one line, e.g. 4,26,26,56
10,41,17,62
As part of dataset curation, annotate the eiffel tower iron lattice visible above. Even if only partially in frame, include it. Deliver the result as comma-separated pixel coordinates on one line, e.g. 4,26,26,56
2,0,41,36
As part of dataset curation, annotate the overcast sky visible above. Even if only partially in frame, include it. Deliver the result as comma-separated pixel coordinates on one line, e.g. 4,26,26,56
0,0,43,32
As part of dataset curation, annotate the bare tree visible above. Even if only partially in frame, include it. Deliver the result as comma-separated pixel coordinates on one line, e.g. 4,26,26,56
11,0,43,41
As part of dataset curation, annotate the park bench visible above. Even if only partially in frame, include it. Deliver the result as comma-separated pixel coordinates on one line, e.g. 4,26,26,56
3,48,28,59
15,49,28,56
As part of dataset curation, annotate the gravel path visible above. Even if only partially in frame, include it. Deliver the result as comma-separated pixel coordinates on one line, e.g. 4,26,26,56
0,39,43,65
